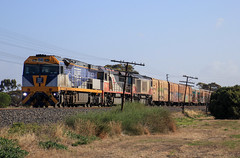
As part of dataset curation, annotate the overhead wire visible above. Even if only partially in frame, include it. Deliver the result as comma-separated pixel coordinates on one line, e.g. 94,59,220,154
0,27,111,62
0,58,22,65
0,28,217,85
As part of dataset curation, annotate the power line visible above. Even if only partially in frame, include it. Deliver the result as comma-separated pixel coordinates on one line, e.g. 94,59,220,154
0,58,22,65
0,27,111,61
179,75,198,114
111,59,145,111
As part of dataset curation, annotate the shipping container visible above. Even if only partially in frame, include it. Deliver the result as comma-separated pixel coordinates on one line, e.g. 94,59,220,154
152,79,168,102
169,82,178,104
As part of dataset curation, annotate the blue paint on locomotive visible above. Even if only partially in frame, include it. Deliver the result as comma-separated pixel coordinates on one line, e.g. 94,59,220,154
63,63,98,88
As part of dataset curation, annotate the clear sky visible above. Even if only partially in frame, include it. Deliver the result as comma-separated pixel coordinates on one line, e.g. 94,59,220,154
0,0,240,87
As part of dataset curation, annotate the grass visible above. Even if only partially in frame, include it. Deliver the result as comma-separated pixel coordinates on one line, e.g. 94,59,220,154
0,102,175,157
184,110,206,118
65,102,176,136
230,134,240,139
175,117,196,127
39,141,67,150
0,137,29,158
66,131,97,146
1,105,240,157
187,140,214,146
8,122,41,135
222,140,240,149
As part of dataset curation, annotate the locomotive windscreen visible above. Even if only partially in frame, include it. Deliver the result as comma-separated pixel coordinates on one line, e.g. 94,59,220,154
24,64,59,75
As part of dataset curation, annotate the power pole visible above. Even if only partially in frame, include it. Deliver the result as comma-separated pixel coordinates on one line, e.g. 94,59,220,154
111,60,145,111
179,75,198,114
206,85,212,114
166,74,169,82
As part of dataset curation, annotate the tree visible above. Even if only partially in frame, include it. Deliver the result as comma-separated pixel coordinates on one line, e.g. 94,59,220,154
10,79,17,91
104,64,139,74
209,85,240,119
197,82,221,91
0,92,11,108
0,79,19,92
8,90,22,106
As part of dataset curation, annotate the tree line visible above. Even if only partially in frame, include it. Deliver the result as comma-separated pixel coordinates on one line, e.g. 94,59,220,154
0,79,21,108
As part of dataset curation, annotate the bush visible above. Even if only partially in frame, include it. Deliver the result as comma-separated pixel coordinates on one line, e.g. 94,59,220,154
39,141,67,150
209,85,240,119
65,102,175,136
8,90,22,106
0,92,11,108
8,123,41,135
67,131,97,146
0,137,28,158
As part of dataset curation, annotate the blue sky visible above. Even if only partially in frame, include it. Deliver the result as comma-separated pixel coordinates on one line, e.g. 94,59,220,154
0,0,240,86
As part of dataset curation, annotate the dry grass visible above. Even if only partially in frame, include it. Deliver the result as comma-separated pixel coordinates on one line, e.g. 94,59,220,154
18,133,37,150
0,127,8,137
1,111,240,157
74,119,96,136
108,121,122,136
184,110,204,118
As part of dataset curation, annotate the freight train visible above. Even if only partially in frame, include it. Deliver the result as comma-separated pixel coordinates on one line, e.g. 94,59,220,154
22,54,211,107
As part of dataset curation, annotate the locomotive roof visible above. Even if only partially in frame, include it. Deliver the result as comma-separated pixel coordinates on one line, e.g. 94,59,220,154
28,54,99,69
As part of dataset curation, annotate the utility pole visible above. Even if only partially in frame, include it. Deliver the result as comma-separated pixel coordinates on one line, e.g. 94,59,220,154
206,85,212,114
179,75,198,114
166,74,169,82
166,74,170,105
111,60,145,111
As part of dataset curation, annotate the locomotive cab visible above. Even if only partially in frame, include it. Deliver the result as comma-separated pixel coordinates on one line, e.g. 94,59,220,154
22,55,62,107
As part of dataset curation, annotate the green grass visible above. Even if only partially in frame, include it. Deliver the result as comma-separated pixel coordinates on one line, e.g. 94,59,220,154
65,102,175,136
175,117,196,127
39,141,67,150
230,134,240,139
8,122,41,135
0,137,29,158
187,140,213,146
67,131,97,146
222,140,240,149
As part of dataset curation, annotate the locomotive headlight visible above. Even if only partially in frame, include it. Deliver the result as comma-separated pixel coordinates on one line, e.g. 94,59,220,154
52,92,58,97
23,92,28,97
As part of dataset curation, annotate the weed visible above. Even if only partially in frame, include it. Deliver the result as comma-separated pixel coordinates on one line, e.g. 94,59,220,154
0,137,28,158
39,140,67,150
65,102,175,136
67,131,97,146
204,123,210,126
184,110,205,118
8,122,40,135
187,140,213,146
222,140,240,149
175,117,196,127
230,134,240,139
108,121,122,136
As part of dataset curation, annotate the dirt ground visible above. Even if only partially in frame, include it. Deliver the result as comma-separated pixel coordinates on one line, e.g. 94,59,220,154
28,112,240,158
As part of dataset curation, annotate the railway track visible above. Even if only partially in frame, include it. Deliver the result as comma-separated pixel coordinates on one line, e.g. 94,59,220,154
0,105,206,127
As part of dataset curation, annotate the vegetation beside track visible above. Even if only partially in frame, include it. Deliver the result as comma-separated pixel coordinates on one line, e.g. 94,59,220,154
0,102,175,157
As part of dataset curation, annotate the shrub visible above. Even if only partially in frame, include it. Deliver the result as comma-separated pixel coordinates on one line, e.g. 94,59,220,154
8,123,41,135
209,85,240,119
39,141,67,150
0,92,11,108
0,137,28,158
8,90,22,106
65,102,175,136
67,131,97,146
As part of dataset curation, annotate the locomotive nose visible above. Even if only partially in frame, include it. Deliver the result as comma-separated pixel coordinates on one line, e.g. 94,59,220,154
32,92,49,108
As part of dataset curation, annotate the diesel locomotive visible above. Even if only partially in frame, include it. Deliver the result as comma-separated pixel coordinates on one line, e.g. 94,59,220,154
22,54,210,107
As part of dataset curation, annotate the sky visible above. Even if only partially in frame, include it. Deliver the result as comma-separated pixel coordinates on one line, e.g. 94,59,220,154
0,0,240,87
